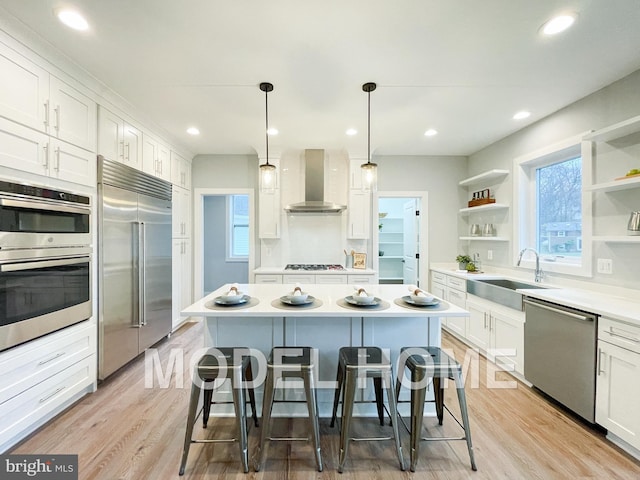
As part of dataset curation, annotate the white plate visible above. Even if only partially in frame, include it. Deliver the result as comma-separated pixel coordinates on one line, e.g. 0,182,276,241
345,295,380,307
214,294,250,305
402,295,440,307
280,295,315,306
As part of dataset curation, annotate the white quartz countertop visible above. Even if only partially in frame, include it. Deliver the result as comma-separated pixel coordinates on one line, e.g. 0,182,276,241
182,283,468,318
430,266,640,326
254,267,376,275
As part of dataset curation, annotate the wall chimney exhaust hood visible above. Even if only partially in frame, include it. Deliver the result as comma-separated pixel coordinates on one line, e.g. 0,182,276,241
284,149,347,214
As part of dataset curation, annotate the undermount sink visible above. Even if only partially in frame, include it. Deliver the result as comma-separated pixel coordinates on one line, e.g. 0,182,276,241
467,278,549,311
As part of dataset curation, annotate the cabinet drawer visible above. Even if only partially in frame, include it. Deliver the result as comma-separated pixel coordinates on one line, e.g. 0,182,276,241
446,288,467,308
599,317,640,355
347,275,372,284
318,275,348,284
431,271,446,284
283,274,316,284
0,355,96,451
254,274,282,284
447,276,466,291
0,321,95,405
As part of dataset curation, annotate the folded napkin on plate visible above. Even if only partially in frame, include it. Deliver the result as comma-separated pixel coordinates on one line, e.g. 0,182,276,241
407,284,431,297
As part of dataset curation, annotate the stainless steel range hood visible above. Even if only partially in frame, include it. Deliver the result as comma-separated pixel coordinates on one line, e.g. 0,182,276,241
284,149,347,213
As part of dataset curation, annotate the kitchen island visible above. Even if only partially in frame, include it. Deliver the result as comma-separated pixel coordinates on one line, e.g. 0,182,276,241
181,283,469,417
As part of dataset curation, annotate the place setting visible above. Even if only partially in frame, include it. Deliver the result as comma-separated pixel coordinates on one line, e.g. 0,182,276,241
394,285,448,311
271,284,323,310
205,284,260,310
337,285,390,311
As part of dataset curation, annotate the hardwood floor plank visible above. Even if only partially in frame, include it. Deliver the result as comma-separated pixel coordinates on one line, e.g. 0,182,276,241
10,321,640,479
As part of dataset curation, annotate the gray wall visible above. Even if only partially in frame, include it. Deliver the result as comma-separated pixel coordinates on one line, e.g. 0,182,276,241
192,154,258,189
376,155,468,265
468,69,640,290
202,196,248,293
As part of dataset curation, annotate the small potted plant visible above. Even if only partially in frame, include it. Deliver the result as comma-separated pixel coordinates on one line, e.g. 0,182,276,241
465,261,477,273
456,254,471,270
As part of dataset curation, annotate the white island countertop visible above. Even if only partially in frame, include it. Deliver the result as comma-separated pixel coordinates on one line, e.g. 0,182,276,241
182,283,468,318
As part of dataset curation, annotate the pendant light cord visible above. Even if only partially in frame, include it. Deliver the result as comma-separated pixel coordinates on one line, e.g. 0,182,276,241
265,86,269,166
367,88,371,165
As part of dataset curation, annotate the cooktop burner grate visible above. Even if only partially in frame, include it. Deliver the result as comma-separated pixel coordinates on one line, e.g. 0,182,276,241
285,264,345,271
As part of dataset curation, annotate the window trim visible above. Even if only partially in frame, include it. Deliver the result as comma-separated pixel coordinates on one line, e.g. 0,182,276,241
226,195,249,262
513,133,592,278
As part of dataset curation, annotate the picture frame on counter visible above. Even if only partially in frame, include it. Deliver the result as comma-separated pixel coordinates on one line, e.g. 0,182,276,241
353,252,366,269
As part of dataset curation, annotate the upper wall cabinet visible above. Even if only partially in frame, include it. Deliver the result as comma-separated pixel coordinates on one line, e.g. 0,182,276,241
0,43,97,153
98,106,143,169
142,133,171,182
171,151,191,189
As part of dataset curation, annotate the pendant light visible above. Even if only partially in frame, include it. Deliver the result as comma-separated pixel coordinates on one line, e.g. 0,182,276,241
361,82,378,192
259,82,276,193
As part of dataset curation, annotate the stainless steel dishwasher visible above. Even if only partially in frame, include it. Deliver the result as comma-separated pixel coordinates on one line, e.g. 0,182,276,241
524,297,598,423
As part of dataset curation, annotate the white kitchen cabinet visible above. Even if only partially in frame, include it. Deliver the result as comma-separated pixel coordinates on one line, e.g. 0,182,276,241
98,106,142,169
349,158,366,190
255,274,282,284
465,294,525,375
172,186,191,239
283,274,316,284
172,239,192,329
317,275,349,284
0,320,96,452
347,189,371,239
347,274,374,284
171,150,191,188
0,45,96,152
259,190,281,239
142,134,171,182
0,117,95,186
596,317,640,454
431,271,467,337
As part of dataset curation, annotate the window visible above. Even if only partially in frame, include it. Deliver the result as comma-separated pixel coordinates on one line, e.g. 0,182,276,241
514,134,592,277
228,195,249,260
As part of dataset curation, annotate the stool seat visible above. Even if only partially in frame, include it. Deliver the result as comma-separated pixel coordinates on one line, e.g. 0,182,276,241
396,346,477,472
331,346,405,473
254,346,323,472
179,347,258,475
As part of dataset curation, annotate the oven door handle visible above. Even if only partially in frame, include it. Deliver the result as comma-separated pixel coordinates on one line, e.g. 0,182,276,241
0,198,90,216
0,256,89,272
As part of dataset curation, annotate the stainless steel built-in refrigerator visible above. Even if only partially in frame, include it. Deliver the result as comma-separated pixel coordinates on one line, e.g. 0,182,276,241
97,156,172,380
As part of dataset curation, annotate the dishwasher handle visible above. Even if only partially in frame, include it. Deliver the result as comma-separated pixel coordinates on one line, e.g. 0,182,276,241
523,298,594,322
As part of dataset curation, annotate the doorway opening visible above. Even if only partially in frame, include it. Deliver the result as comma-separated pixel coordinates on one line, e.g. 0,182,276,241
376,192,428,287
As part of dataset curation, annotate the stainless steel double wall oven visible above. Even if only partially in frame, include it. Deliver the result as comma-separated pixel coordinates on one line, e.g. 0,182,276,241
0,180,92,351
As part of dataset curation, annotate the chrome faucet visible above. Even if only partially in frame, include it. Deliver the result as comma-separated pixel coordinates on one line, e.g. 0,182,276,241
517,248,544,282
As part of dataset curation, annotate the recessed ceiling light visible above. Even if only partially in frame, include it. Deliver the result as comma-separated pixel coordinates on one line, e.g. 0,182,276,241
56,9,89,31
513,111,531,120
346,128,357,136
186,127,200,135
424,129,438,137
267,127,278,136
541,14,576,35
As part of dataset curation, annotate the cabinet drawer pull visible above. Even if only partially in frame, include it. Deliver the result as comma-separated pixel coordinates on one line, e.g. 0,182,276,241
608,328,640,343
38,352,66,366
39,386,66,403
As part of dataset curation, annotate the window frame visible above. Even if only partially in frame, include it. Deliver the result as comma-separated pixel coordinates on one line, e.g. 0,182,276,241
226,194,249,262
513,133,592,278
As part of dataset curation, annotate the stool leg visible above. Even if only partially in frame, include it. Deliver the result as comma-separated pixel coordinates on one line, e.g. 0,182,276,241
454,368,477,471
254,368,275,472
231,367,249,473
384,369,405,471
338,369,357,473
179,380,201,475
246,361,259,427
374,376,384,426
303,368,323,472
202,381,213,428
330,359,344,428
433,376,444,425
410,367,426,472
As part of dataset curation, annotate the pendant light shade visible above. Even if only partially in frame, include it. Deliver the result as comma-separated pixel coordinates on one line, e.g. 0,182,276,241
361,82,378,192
259,82,276,193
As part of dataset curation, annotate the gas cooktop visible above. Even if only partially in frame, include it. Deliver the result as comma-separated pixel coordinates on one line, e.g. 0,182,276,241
285,264,345,271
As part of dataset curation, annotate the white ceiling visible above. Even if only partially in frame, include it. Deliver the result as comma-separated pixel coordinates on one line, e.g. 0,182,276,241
2,0,640,158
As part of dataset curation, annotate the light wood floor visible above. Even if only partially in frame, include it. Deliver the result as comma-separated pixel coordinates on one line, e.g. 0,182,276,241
11,320,640,479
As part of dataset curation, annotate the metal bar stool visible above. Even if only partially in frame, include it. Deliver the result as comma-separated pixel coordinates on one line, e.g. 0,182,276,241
179,347,259,475
254,346,323,472
330,346,405,473
395,346,477,472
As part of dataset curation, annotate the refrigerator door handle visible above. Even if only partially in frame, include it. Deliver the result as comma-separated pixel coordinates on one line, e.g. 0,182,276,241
139,221,147,326
132,221,143,328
